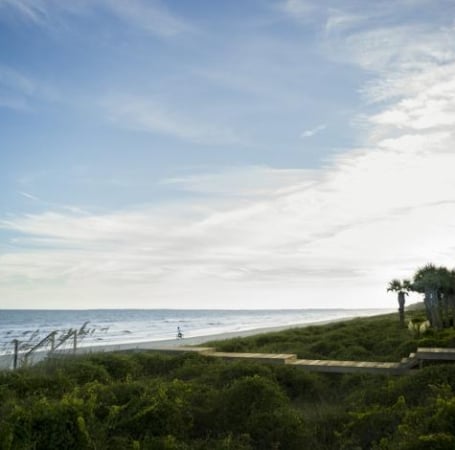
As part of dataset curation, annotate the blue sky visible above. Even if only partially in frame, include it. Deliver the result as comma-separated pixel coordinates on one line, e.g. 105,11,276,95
1,0,455,309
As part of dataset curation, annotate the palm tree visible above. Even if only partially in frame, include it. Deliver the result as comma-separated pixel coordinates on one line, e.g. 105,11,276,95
387,278,411,327
411,264,454,329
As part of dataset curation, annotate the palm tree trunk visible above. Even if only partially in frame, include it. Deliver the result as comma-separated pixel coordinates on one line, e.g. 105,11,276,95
425,287,442,329
424,287,433,326
398,292,405,327
448,294,455,328
442,293,450,327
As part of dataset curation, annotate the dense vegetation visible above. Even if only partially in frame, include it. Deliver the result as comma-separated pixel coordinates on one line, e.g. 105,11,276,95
388,263,455,329
207,311,455,361
1,311,455,449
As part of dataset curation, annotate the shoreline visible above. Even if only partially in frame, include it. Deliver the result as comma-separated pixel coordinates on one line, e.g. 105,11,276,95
0,310,394,369
62,310,394,353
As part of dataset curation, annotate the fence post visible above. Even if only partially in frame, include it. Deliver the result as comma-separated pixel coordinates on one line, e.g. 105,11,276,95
50,332,56,351
73,331,77,354
13,339,19,370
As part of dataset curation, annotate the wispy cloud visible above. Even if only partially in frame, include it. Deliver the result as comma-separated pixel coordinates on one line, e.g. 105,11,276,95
0,0,50,25
0,65,35,111
161,166,318,197
325,9,365,34
19,191,40,201
2,0,455,308
100,0,192,37
0,0,192,37
0,65,36,94
3,116,455,306
300,124,326,138
369,65,455,131
280,0,317,21
103,95,244,146
0,65,58,110
340,25,455,73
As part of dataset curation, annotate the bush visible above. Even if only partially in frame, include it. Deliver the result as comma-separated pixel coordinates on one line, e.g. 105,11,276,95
88,353,141,380
4,397,92,450
2,312,455,449
220,375,288,432
247,408,306,450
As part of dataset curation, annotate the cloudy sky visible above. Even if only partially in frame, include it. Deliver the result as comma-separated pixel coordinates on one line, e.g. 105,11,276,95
1,0,455,309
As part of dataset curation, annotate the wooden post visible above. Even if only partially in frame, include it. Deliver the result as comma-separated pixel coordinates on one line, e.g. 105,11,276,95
13,339,19,370
50,332,56,352
73,331,77,354
398,292,405,327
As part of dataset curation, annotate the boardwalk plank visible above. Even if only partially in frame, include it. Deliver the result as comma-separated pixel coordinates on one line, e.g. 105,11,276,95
416,347,455,360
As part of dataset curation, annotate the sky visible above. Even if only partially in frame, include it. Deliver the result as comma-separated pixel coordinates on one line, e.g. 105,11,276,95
1,0,455,310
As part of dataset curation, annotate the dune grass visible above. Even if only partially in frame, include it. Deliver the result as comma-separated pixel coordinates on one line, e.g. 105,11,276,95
206,310,455,362
2,311,455,449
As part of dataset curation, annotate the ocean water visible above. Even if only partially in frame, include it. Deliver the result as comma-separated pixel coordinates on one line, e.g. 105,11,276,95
0,308,389,357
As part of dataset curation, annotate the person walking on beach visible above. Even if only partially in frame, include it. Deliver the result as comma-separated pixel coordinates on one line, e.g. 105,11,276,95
177,326,183,339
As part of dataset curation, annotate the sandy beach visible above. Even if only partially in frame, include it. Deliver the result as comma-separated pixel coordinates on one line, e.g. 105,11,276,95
0,311,392,370
72,315,369,352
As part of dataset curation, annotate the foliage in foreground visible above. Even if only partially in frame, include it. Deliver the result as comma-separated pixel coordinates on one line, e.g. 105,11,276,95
1,313,455,449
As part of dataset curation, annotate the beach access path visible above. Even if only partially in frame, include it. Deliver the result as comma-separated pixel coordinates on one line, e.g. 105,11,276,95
125,346,455,375
60,345,454,375
3,336,454,375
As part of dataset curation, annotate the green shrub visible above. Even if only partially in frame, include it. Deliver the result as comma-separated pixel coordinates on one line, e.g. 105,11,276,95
246,408,306,450
2,312,455,449
4,397,92,450
273,365,326,401
88,353,141,380
220,375,288,432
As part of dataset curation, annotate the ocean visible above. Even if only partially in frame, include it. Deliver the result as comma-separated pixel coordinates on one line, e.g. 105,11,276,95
0,308,389,358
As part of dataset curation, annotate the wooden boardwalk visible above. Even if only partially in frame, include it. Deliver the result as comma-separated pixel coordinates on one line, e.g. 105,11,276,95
200,350,297,365
287,358,403,375
17,344,453,376
415,347,455,361
148,346,455,375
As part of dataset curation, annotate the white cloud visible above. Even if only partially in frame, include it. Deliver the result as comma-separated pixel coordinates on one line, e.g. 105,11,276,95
3,1,455,309
4,15,455,307
161,166,317,197
325,9,365,34
19,192,40,201
3,120,455,307
327,23,455,73
280,0,317,21
369,66,455,131
300,124,326,138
